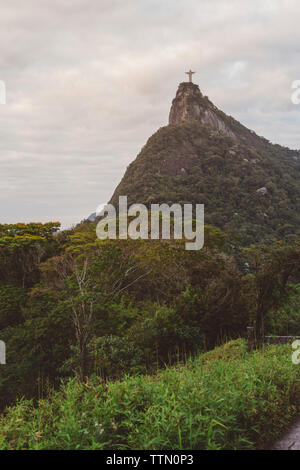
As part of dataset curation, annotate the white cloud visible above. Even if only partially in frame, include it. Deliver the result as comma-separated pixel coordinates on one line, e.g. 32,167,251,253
0,0,299,227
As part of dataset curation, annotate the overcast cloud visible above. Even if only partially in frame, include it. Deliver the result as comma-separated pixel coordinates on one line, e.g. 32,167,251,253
1,0,300,227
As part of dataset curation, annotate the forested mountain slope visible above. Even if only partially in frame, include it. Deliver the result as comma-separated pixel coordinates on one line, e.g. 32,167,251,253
110,82,300,244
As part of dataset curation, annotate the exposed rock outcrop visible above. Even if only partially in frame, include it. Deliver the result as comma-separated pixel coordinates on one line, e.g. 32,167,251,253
168,82,264,149
169,82,235,137
169,84,232,138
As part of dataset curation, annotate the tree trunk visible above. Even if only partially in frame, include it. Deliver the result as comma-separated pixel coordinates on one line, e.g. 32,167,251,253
79,340,87,382
255,308,264,347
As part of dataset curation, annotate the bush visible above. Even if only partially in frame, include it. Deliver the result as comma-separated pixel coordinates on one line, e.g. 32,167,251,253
0,340,299,450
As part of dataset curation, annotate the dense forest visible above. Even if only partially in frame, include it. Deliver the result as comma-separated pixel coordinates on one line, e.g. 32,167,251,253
0,220,300,414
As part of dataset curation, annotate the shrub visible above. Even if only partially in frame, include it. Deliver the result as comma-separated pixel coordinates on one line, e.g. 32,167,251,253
0,340,298,450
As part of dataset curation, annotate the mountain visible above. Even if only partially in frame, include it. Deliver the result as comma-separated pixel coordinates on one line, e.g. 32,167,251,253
109,81,300,244
87,212,97,222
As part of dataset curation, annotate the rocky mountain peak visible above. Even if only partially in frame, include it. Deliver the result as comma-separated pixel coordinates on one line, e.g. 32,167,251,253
168,82,266,147
169,82,205,124
168,81,236,139
106,80,300,245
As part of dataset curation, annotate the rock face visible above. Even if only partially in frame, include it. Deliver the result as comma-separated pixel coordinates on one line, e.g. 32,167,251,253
107,81,300,245
256,187,268,195
168,82,264,147
169,82,236,139
87,212,97,222
169,82,205,124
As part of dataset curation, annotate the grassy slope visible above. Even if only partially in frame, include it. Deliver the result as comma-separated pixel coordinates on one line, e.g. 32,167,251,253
0,340,299,450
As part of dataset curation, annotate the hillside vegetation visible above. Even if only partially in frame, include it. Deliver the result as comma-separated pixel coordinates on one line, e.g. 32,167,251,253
0,220,300,408
0,340,299,450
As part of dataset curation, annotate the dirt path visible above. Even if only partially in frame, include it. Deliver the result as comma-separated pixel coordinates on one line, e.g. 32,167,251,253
270,417,300,450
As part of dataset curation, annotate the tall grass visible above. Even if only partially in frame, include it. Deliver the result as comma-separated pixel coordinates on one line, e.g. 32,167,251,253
0,340,299,450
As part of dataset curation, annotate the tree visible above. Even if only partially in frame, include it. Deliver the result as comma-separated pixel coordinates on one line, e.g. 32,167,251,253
41,240,151,380
0,222,60,287
244,238,300,342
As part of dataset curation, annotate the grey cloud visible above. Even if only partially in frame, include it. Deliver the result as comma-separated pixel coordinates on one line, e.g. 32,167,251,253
0,0,300,227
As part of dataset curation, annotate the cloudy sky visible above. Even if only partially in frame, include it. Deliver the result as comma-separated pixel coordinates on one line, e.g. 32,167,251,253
1,0,300,228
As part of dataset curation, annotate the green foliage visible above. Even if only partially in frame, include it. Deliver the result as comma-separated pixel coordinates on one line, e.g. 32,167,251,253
0,284,26,329
243,238,300,339
0,340,298,450
0,288,73,407
0,223,60,239
1,225,300,411
265,284,300,335
110,120,300,245
0,222,61,287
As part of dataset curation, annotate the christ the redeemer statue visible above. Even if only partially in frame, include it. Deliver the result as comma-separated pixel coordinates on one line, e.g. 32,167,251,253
185,70,195,83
